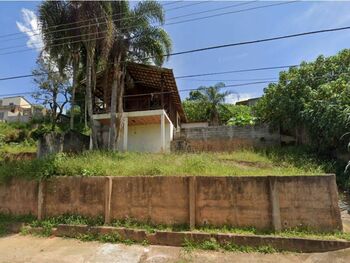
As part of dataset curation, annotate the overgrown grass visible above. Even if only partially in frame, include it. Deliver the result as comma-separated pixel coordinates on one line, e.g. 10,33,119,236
1,213,350,253
183,238,278,253
0,213,36,236
112,218,189,233
0,147,333,182
196,225,350,241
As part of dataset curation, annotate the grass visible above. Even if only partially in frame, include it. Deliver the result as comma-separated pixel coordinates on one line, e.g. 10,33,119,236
183,238,278,253
0,213,36,236
1,213,350,254
0,146,333,182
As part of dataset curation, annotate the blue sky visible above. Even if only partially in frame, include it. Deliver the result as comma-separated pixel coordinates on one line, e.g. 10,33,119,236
1,0,350,105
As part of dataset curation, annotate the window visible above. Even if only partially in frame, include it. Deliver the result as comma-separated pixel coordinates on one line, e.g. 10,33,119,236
0,112,4,120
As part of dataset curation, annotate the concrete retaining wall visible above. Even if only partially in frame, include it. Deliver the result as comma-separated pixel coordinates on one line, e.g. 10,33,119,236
0,175,343,232
172,125,280,152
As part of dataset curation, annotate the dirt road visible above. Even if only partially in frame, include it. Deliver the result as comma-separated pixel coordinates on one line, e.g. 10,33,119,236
1,234,350,263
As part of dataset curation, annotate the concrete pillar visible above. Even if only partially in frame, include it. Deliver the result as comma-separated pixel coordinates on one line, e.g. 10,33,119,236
160,113,165,152
189,177,196,229
104,177,113,224
269,177,281,231
123,116,128,151
37,180,45,220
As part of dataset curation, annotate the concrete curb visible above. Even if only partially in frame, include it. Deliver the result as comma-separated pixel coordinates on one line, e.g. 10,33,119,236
54,224,350,253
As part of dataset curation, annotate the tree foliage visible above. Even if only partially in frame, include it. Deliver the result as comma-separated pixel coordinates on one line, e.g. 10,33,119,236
183,83,230,125
32,56,70,130
38,0,172,150
255,49,350,152
183,83,254,126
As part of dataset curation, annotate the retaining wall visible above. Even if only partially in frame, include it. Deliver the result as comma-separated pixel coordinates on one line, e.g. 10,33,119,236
172,125,280,152
0,175,343,232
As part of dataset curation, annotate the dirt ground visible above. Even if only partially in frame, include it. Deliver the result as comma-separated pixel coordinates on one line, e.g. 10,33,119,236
1,234,350,263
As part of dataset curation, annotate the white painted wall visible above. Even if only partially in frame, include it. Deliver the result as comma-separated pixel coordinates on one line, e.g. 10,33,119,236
116,122,173,153
0,97,32,122
1,97,31,108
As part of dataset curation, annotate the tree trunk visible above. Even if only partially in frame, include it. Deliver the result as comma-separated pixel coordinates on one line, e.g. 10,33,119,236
86,48,99,149
70,54,79,130
115,65,125,148
51,89,58,131
109,53,122,151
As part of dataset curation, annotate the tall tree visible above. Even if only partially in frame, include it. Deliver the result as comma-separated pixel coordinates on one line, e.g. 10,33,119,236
255,49,350,152
75,1,114,149
32,56,70,130
106,0,172,150
39,1,81,130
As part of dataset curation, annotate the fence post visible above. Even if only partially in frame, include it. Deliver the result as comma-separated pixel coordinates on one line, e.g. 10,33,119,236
189,176,196,229
37,180,45,220
104,177,113,224
268,177,281,231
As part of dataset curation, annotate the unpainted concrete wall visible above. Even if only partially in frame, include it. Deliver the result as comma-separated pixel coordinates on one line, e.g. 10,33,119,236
110,177,189,224
0,178,38,215
172,125,280,152
0,175,342,232
43,177,106,218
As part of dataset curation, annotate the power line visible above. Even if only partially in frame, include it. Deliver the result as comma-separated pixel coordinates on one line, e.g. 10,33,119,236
0,0,209,43
165,1,208,11
0,0,258,48
166,1,297,26
0,80,276,99
182,77,279,82
166,0,257,21
175,65,298,79
165,25,350,58
1,24,349,79
0,0,287,49
0,0,198,40
0,64,297,82
162,1,184,7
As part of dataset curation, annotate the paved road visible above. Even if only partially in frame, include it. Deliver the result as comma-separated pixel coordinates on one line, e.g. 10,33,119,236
1,234,350,263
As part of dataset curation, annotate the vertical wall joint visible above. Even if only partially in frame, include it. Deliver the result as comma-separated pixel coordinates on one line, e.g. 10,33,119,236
189,177,196,229
104,177,113,224
268,177,281,231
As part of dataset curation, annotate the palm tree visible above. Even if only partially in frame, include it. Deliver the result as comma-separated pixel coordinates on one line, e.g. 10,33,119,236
189,83,230,126
39,1,81,130
75,1,114,149
106,0,172,150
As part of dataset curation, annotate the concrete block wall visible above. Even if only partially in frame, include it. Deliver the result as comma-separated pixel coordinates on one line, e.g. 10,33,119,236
0,175,343,232
172,125,280,152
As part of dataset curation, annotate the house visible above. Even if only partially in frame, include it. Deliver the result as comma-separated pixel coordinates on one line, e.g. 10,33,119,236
236,97,260,107
0,96,45,123
92,63,187,153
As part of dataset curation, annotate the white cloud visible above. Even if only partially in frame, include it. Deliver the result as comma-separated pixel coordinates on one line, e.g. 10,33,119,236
16,8,43,51
294,2,350,28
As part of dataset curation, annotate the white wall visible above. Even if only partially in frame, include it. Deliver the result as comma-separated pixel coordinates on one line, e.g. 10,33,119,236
2,97,31,108
116,122,173,153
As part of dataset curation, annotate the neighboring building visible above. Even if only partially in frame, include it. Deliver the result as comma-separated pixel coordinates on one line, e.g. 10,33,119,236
0,96,46,123
236,97,260,107
92,62,187,153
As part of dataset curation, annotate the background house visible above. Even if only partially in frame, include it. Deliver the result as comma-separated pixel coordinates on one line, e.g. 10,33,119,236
236,97,260,107
0,96,46,123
